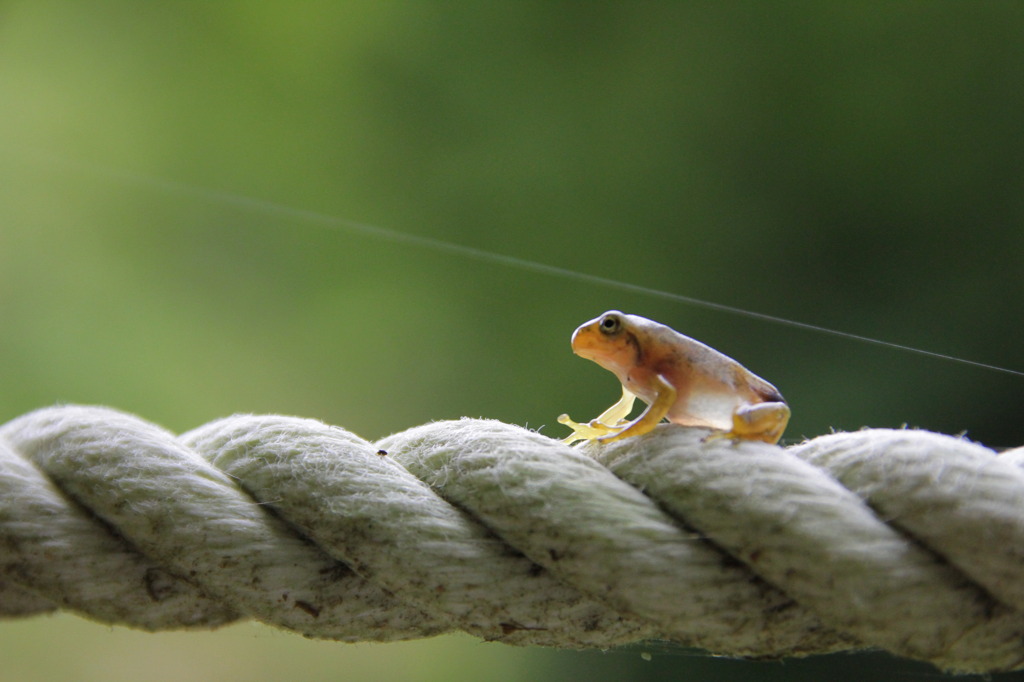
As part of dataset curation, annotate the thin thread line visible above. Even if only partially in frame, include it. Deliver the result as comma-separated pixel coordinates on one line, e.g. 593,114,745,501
29,152,1024,379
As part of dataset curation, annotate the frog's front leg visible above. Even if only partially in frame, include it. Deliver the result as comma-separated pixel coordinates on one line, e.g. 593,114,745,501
713,402,791,445
597,374,676,443
559,386,637,444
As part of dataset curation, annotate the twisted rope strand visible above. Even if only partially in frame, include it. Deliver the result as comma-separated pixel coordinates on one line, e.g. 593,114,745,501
379,420,847,657
0,406,443,641
0,436,237,629
593,428,1024,672
2,405,1023,673
182,415,651,647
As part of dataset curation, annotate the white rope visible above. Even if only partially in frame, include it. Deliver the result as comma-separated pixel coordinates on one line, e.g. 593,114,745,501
1,406,1023,673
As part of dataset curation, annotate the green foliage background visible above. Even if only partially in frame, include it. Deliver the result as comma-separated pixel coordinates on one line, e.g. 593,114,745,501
1,3,1022,681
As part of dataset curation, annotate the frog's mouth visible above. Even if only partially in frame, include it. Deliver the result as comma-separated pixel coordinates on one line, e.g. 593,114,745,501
572,325,635,376
569,326,598,359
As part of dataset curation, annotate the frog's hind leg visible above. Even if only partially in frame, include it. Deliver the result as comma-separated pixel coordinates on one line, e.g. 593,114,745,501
559,386,637,444
713,401,791,445
598,374,676,443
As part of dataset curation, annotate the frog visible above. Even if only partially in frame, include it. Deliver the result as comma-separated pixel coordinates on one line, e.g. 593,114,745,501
558,311,790,445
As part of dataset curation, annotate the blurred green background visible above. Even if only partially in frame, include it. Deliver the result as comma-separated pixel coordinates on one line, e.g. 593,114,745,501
2,2,1023,681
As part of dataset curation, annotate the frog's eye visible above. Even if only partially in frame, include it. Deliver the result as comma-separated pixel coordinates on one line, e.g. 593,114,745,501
598,313,622,335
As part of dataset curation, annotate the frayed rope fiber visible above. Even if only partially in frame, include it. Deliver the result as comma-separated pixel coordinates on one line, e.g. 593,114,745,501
2,406,1024,672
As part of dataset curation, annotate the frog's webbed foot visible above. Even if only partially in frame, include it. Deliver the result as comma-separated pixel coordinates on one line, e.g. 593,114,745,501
558,414,620,444
706,401,791,445
559,386,636,445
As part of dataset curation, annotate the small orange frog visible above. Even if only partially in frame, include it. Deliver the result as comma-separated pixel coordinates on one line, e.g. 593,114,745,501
559,311,790,445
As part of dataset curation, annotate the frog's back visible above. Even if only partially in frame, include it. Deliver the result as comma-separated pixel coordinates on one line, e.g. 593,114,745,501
648,322,785,428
